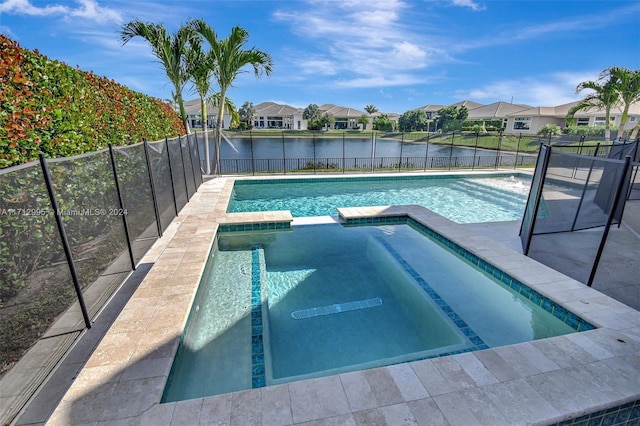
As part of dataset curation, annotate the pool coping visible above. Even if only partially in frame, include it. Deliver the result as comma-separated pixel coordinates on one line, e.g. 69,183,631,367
46,172,640,425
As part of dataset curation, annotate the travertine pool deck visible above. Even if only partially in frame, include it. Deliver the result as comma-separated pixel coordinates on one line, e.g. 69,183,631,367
45,174,640,425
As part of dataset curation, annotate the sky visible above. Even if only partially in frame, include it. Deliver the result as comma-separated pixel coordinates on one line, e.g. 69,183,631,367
1,0,639,114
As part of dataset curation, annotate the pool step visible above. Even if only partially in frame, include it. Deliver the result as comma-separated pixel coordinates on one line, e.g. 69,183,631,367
291,297,383,320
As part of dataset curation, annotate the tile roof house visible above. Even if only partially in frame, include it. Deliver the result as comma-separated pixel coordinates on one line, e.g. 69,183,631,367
182,98,640,137
319,104,366,130
504,101,640,135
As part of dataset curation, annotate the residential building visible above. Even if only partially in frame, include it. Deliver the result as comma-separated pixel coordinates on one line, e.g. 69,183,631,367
181,98,640,137
252,102,305,130
467,101,531,130
319,104,366,129
183,98,231,130
504,101,640,135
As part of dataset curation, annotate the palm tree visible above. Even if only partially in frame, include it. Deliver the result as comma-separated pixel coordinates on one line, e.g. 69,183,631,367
357,114,369,131
239,101,257,129
190,19,273,174
184,36,216,173
209,92,240,129
120,20,195,133
567,77,620,142
364,105,378,115
604,67,640,140
363,105,378,131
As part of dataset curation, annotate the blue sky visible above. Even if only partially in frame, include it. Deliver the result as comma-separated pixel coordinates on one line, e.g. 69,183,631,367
1,0,639,114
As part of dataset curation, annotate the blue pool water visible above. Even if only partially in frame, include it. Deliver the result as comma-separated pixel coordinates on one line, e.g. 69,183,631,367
162,220,591,402
227,174,531,223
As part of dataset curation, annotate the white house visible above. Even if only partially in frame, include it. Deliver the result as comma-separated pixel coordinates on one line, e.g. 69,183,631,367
504,101,640,135
181,98,640,137
183,98,232,130
252,102,305,130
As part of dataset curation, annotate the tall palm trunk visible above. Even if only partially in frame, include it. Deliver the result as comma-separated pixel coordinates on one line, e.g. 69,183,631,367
200,97,210,174
214,90,227,174
176,92,189,134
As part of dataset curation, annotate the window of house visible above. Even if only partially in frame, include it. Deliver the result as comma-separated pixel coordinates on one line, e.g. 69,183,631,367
576,118,590,126
629,116,637,122
594,116,615,126
513,117,531,131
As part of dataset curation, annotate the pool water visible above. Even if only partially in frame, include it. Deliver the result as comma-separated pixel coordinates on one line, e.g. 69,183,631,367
162,222,589,402
227,174,531,223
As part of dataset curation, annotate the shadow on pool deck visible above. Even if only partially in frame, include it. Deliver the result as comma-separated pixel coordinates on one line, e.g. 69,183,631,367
463,200,640,311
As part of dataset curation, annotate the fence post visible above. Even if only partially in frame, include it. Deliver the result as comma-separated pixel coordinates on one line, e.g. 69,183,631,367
514,133,522,169
108,144,136,270
165,137,179,215
496,130,503,169
448,132,455,171
282,131,287,175
520,145,552,255
187,133,199,190
143,140,163,237
313,132,317,174
39,153,92,329
250,131,255,176
399,132,404,172
424,132,430,171
342,132,346,174
472,132,479,170
371,131,376,173
178,136,190,200
587,156,632,286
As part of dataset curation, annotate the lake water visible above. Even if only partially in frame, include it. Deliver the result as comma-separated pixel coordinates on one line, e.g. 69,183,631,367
212,136,489,160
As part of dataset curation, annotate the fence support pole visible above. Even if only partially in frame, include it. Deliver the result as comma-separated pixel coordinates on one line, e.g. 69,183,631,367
178,136,190,200
472,132,479,170
187,134,199,191
496,130,503,169
108,144,136,270
250,131,255,176
587,156,632,286
165,137,179,215
399,133,404,172
282,131,286,175
143,140,163,237
342,132,346,173
371,132,376,173
448,132,454,171
313,132,317,174
424,132,430,171
39,153,91,329
515,133,522,169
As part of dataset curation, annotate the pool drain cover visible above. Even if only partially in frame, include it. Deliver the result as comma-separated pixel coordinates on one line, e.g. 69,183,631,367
291,297,383,320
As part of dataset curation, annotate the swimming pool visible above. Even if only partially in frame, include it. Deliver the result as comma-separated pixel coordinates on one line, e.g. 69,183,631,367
162,219,593,402
227,174,531,223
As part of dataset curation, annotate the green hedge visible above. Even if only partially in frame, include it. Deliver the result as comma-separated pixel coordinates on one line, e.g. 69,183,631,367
0,34,184,169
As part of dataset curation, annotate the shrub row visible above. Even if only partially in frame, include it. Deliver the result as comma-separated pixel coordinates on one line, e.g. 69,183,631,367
0,34,184,169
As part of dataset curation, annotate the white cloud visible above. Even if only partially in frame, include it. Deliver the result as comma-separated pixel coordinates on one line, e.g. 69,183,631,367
297,58,339,76
0,0,122,24
335,74,427,89
451,0,484,11
273,0,437,89
460,71,601,106
0,0,67,15
68,0,123,24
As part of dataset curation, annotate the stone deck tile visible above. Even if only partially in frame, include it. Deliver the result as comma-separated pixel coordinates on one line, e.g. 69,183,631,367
288,376,351,424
